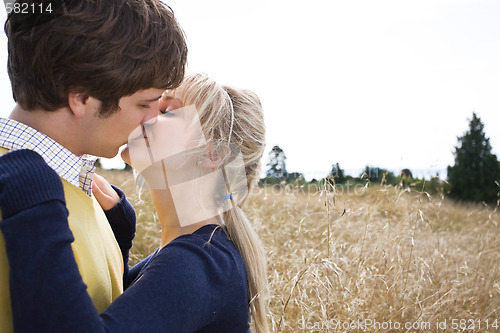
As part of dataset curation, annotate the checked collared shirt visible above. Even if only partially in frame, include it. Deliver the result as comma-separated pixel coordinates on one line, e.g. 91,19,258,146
0,117,96,196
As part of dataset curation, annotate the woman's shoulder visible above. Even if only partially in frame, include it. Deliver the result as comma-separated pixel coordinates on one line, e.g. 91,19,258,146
146,224,248,309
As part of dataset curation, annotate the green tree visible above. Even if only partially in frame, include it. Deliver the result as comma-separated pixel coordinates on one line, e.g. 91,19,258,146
361,166,397,185
447,112,500,203
327,163,345,184
400,169,413,179
399,168,414,188
266,145,287,179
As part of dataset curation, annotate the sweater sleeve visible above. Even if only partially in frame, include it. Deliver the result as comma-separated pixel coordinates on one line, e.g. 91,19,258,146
126,251,156,287
0,149,104,332
1,200,106,333
0,149,65,219
103,185,136,287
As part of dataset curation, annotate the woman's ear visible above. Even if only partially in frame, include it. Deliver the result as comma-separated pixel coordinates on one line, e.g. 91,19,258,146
200,144,232,171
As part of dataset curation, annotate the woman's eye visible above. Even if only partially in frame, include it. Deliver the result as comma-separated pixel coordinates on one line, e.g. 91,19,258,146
159,96,183,112
140,105,151,109
160,109,175,116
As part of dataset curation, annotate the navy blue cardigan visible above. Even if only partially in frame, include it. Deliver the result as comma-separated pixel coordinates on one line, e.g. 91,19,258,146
0,149,250,333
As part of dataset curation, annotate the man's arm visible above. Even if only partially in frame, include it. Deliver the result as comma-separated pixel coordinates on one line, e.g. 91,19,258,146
0,149,104,332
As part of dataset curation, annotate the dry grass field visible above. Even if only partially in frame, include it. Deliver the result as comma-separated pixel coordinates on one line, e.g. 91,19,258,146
99,169,500,332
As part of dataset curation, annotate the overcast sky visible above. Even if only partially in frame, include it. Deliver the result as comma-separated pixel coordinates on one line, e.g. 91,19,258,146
1,0,500,180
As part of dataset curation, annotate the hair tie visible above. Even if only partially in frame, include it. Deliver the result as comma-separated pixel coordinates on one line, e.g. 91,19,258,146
223,194,233,200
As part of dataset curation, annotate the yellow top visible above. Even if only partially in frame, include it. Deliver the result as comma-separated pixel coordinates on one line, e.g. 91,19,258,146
0,147,123,332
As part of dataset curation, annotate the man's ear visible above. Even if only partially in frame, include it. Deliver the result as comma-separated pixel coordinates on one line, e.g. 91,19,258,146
200,144,232,171
68,92,90,118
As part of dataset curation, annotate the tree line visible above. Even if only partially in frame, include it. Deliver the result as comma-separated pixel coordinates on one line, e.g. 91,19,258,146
262,112,500,204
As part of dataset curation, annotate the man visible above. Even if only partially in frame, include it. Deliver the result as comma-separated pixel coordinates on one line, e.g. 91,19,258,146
0,0,187,331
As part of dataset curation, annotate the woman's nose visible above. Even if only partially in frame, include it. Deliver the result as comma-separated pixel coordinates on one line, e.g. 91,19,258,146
142,100,160,125
159,95,183,113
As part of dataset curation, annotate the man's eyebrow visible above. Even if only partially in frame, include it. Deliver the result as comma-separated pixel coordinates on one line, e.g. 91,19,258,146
140,95,163,102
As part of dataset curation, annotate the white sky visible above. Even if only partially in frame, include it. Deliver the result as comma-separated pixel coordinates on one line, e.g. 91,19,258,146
1,0,500,180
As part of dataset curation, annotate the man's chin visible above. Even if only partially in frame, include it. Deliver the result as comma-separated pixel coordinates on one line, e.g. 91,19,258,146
97,147,121,159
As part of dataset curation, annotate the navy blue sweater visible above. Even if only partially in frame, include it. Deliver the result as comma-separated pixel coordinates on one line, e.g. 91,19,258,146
0,149,250,333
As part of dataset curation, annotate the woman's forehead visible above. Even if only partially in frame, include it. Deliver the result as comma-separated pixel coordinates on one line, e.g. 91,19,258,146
163,84,187,99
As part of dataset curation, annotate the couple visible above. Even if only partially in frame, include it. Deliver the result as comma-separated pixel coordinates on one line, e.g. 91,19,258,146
0,1,268,332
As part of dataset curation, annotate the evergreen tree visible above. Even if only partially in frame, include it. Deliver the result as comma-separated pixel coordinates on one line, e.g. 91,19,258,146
399,168,413,188
362,165,380,182
266,145,287,179
447,112,500,203
400,169,413,179
328,163,345,184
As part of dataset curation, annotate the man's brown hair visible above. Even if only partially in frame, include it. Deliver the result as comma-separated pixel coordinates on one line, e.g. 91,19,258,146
5,0,188,116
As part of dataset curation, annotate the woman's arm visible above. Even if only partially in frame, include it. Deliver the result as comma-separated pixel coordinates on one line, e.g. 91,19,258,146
93,174,137,287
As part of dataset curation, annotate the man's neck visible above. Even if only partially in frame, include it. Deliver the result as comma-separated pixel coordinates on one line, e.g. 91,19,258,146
9,104,84,156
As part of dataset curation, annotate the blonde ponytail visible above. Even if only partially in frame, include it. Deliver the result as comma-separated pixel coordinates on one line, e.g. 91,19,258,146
224,203,269,333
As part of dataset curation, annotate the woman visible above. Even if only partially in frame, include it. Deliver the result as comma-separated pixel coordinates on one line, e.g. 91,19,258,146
0,73,269,332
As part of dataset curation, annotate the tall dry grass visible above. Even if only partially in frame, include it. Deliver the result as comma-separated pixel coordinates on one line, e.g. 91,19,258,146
99,169,500,332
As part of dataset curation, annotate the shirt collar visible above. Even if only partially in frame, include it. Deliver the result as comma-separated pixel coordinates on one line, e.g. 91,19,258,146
0,117,96,196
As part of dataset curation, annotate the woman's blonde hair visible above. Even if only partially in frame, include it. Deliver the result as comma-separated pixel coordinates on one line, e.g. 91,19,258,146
180,73,269,332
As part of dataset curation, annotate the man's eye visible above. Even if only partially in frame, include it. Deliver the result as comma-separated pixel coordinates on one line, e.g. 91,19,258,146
141,105,151,109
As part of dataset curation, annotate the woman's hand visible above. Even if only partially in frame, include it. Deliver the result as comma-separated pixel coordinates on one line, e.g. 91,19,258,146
92,174,120,211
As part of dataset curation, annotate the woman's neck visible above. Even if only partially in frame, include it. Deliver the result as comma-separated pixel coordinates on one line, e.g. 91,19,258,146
151,189,223,248
158,215,223,248
151,189,224,248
